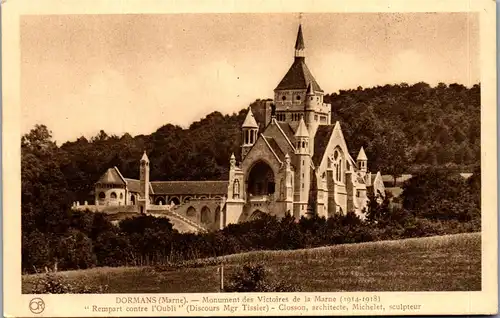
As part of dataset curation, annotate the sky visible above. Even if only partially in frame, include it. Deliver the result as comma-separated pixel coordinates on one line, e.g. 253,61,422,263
20,13,479,144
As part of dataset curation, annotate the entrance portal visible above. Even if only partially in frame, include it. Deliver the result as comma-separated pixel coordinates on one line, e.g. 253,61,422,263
249,210,267,221
247,161,275,196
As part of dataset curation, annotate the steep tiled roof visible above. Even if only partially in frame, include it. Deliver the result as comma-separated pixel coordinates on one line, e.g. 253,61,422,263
150,181,228,195
124,178,141,193
277,122,295,143
263,137,286,161
274,57,323,92
357,147,368,161
242,107,258,128
295,24,305,50
294,117,309,137
124,178,154,194
97,167,126,185
312,125,335,166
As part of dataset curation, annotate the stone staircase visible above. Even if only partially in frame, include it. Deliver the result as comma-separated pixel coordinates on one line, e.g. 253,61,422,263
167,209,208,233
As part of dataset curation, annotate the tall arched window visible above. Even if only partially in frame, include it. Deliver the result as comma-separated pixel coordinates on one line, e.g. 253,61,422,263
201,206,211,224
110,192,117,199
233,179,240,199
333,149,344,183
99,192,105,199
338,159,342,182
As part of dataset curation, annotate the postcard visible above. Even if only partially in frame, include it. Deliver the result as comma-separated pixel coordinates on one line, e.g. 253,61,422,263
2,0,497,316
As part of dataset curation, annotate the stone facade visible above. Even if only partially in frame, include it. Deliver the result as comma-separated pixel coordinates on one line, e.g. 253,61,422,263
74,24,385,232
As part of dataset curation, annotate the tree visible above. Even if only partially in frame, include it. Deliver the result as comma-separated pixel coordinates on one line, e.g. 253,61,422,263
223,263,300,292
402,168,479,221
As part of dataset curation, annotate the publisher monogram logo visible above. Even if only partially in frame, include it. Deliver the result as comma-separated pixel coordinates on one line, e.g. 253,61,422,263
29,298,45,314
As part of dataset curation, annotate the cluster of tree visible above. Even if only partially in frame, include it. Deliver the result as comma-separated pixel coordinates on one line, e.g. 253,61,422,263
21,82,481,274
23,82,479,205
23,167,480,274
325,82,480,180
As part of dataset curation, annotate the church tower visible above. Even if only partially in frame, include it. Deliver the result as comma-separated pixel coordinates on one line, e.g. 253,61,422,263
139,151,150,213
241,107,259,159
294,116,311,218
272,24,331,154
357,147,368,175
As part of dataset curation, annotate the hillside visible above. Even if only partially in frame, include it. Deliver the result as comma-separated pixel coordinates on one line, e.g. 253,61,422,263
22,232,481,293
22,82,480,205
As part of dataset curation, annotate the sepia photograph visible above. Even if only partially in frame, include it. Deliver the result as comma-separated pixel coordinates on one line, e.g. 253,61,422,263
2,0,497,316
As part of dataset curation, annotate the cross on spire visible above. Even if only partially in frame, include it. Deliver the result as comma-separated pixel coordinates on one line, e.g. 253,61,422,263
294,19,305,58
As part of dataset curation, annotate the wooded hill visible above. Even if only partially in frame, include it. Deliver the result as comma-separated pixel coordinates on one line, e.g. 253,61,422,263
23,82,480,204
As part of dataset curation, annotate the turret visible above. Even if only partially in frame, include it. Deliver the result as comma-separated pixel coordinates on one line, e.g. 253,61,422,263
304,83,317,138
228,153,239,199
294,116,310,218
241,107,258,159
139,151,150,212
357,147,368,173
230,152,236,168
284,153,294,214
305,83,314,109
294,116,309,155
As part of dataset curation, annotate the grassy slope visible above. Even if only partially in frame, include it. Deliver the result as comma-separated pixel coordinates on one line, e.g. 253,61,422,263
22,232,481,293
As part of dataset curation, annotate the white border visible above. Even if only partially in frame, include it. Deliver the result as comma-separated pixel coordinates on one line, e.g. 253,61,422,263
2,0,497,316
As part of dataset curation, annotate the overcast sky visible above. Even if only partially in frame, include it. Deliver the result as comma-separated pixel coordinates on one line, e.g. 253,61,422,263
21,13,479,143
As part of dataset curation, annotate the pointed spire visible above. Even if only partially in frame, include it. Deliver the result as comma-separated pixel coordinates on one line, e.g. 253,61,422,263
294,116,309,137
295,24,305,50
242,107,258,128
285,153,291,168
357,147,367,161
306,83,314,95
141,150,149,163
230,152,236,168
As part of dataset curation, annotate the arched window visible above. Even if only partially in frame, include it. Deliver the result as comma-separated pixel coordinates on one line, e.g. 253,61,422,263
338,159,342,182
110,192,117,199
233,179,240,199
186,206,196,217
119,193,123,199
332,149,344,183
99,192,105,199
201,206,211,224
130,194,135,205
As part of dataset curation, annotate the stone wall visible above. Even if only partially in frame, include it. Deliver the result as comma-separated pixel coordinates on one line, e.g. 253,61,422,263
72,203,139,214
169,198,225,231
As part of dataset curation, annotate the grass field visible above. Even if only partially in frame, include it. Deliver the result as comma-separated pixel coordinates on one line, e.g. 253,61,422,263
22,232,481,293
